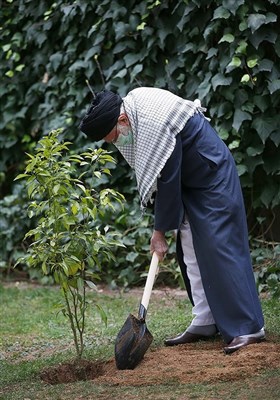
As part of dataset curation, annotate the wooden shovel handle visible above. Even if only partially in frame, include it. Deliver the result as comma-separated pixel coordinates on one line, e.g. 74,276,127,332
140,252,159,311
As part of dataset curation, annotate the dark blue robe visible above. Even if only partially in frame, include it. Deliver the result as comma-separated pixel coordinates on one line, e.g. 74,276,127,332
154,113,264,343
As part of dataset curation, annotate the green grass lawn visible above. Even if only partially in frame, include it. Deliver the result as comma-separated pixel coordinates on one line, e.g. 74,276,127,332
0,282,279,400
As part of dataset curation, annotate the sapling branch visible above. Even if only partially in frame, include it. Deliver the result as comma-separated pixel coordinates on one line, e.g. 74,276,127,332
63,285,80,358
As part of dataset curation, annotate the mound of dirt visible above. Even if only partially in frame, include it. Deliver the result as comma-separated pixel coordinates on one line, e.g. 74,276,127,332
40,338,280,385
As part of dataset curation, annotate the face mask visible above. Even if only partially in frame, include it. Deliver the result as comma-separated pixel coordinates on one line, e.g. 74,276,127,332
114,124,134,146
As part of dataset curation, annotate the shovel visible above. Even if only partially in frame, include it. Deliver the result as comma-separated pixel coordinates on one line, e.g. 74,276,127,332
115,252,159,370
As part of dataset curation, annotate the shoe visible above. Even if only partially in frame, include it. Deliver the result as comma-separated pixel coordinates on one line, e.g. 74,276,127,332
224,335,265,355
164,329,216,346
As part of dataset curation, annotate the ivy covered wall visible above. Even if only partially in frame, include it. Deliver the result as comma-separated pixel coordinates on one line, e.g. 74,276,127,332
1,0,280,240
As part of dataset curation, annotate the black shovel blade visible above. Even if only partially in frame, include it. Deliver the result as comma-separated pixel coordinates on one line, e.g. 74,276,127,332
115,313,153,370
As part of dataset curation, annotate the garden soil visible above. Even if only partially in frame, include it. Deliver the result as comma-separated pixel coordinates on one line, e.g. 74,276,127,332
4,283,279,386
40,287,280,386
40,338,280,385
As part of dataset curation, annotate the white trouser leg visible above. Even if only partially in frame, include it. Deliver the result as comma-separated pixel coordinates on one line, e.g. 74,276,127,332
180,217,215,326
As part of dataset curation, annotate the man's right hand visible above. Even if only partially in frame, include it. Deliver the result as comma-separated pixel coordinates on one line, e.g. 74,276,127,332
150,230,168,261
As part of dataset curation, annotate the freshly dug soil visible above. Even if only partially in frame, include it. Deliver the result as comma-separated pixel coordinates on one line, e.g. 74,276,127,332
40,359,105,384
40,337,280,385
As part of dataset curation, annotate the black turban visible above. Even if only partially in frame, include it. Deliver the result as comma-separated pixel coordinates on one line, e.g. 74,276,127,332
79,90,123,141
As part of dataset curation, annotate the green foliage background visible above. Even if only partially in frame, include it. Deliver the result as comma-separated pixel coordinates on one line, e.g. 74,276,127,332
0,0,280,288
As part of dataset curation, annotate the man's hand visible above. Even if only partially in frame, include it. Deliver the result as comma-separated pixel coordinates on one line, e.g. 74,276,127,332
150,230,168,261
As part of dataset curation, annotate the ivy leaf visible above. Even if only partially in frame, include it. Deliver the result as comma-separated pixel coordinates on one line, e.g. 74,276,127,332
263,155,280,174
253,95,270,112
241,74,250,83
248,12,277,36
211,73,232,91
130,64,143,81
228,140,240,150
239,21,247,32
249,27,277,49
113,42,128,54
178,43,194,53
206,47,218,60
137,21,146,31
267,79,280,94
270,132,280,146
158,25,173,47
124,53,140,68
85,47,98,61
245,155,264,175
236,40,248,54
236,164,248,176
252,117,277,143
217,102,232,118
69,60,87,72
258,58,274,72
177,4,196,32
233,109,252,131
246,144,264,156
247,14,266,33
222,0,244,15
62,5,74,17
126,252,138,262
221,131,231,142
275,39,280,57
196,73,212,100
260,185,278,208
115,21,129,41
266,12,278,24
212,6,230,20
226,56,242,72
49,53,63,72
113,68,127,79
247,57,259,68
218,33,235,43
5,70,14,78
105,60,124,79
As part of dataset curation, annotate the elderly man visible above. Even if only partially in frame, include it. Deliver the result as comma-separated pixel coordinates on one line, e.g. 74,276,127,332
80,87,265,354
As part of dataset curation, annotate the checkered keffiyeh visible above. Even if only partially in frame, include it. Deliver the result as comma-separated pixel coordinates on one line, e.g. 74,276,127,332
115,87,206,210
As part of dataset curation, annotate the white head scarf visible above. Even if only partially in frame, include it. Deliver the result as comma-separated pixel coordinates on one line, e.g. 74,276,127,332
115,87,206,210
